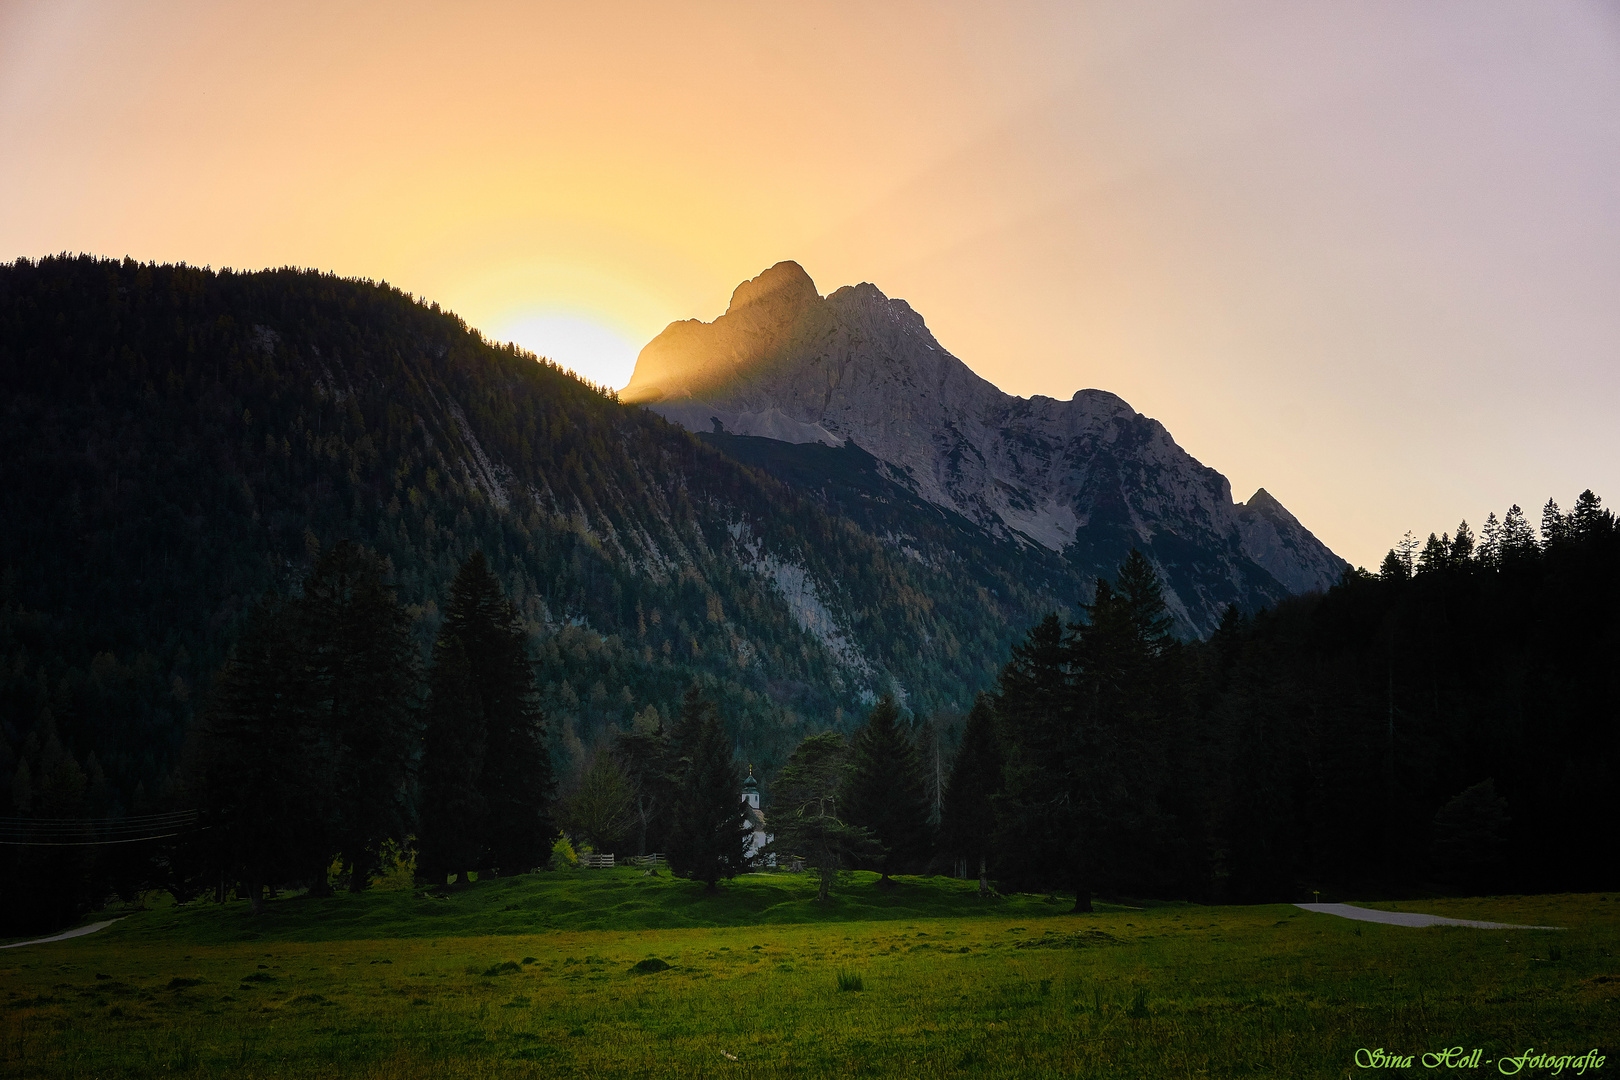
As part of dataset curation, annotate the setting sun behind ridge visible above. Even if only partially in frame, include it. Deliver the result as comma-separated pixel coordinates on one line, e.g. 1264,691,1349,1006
493,311,641,392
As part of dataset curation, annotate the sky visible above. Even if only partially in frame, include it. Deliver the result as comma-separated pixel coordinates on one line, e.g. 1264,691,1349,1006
4,0,1619,569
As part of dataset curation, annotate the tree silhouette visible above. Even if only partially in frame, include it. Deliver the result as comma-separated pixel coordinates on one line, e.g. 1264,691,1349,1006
842,694,930,882
666,691,750,891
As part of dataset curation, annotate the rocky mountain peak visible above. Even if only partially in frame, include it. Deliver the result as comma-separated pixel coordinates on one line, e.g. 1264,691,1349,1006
626,262,1349,634
725,260,819,316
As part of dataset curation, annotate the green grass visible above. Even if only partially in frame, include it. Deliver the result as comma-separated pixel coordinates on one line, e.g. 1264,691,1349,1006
53,868,1084,947
2,873,1616,1078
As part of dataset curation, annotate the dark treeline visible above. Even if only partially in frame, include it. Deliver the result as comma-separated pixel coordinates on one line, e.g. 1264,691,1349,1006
4,256,1615,931
0,544,559,931
5,491,1613,932
927,492,1620,906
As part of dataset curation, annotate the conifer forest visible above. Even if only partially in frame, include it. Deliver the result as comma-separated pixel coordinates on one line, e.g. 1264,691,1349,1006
2,256,1616,934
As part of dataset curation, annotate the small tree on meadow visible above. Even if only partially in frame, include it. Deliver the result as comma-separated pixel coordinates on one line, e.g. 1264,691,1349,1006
564,749,637,854
768,732,883,902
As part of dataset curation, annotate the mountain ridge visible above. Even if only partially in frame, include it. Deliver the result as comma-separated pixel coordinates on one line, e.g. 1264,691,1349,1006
624,261,1347,635
0,255,1086,807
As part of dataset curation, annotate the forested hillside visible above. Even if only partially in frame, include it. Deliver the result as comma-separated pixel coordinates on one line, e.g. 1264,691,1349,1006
941,497,1620,906
0,256,1063,826
4,255,1611,934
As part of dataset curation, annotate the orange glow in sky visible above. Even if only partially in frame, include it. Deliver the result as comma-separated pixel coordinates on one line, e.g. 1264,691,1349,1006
5,1,1620,568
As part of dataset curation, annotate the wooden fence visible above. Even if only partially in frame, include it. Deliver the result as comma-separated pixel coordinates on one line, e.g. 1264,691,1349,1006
579,853,669,869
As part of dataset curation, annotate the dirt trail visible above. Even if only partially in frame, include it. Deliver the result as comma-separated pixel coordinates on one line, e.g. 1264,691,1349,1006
0,917,125,950
1294,903,1561,930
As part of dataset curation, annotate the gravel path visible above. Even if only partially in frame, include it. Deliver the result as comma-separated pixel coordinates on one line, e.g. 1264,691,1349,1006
0,917,125,950
1295,902,1562,930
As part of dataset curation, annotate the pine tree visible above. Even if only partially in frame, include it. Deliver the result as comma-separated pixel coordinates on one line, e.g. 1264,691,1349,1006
1394,531,1420,577
420,551,555,878
1417,532,1450,573
192,599,327,912
299,542,419,892
842,694,930,882
1540,499,1568,548
1570,489,1611,540
1501,505,1537,557
939,693,1002,893
992,612,1079,902
1478,512,1503,566
766,732,882,902
418,636,486,884
1449,521,1475,562
665,691,750,891
1115,549,1176,655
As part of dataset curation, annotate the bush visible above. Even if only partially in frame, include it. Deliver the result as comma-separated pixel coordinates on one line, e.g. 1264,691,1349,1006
551,835,579,869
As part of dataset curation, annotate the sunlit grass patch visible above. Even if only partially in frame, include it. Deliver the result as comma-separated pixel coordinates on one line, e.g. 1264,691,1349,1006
0,890,1613,1078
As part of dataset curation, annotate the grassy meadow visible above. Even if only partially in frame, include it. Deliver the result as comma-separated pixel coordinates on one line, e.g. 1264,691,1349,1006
2,870,1616,1078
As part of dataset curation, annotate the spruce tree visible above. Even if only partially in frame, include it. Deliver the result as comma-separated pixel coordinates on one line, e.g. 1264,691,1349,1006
939,693,1002,893
842,694,930,882
1115,549,1176,656
665,691,750,890
420,551,555,878
1450,520,1475,562
994,610,1083,906
1541,499,1569,548
1570,489,1611,539
418,636,486,884
1478,512,1503,565
300,542,419,892
1073,552,1184,904
1501,504,1537,556
192,599,327,913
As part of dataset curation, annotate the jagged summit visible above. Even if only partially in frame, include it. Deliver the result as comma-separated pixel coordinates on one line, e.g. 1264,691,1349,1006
725,259,819,315
626,262,1348,635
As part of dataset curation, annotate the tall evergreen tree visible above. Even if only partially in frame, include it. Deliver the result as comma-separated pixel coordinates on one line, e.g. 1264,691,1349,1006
417,636,486,884
419,551,555,878
1477,511,1503,565
1569,490,1610,539
939,693,1002,894
665,690,750,890
992,612,1079,903
1540,499,1569,548
842,694,930,882
191,599,327,913
1417,532,1450,573
300,542,419,892
1449,520,1475,562
1501,504,1537,556
1073,551,1186,902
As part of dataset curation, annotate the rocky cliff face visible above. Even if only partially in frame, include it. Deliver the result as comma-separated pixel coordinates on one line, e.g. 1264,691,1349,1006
624,261,1347,635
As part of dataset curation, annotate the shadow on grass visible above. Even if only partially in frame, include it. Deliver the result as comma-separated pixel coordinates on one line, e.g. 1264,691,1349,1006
105,870,1118,946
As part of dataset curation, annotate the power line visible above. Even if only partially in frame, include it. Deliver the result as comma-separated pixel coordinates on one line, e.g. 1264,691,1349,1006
0,811,200,846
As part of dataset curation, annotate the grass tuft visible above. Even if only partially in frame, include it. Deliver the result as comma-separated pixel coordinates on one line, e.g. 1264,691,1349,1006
835,968,864,992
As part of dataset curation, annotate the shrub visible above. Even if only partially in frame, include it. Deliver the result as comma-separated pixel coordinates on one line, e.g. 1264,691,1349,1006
551,835,579,869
